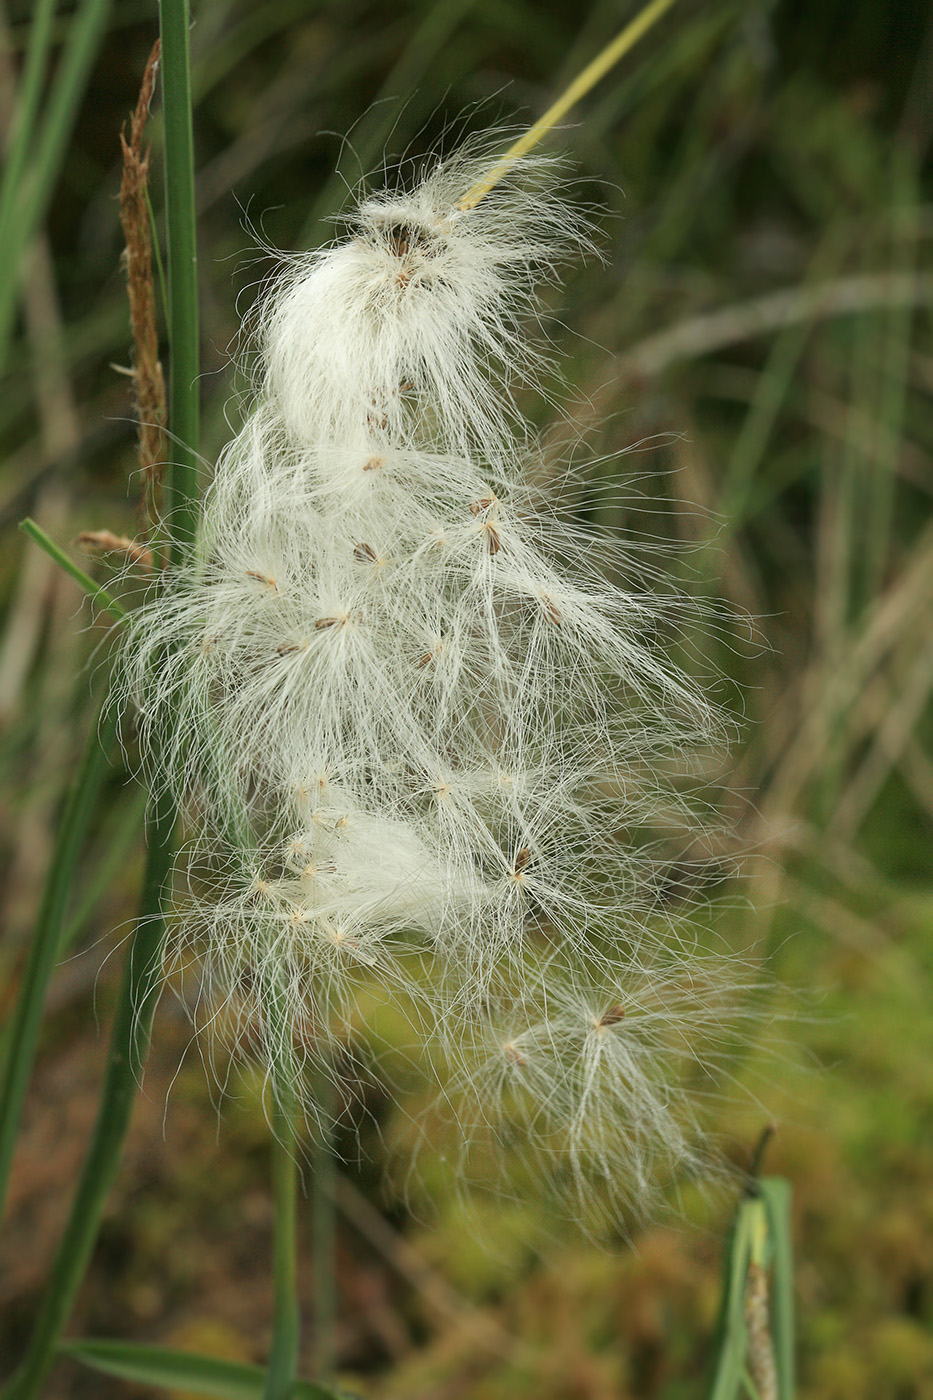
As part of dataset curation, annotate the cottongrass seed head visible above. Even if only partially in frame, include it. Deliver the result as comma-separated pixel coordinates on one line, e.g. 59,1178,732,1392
120,136,759,1229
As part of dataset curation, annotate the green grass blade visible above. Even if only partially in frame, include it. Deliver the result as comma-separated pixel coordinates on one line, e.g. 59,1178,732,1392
159,0,200,552
0,700,120,1223
718,228,846,530
1,785,174,1400
60,1340,354,1400
18,519,128,621
708,1181,795,1400
0,0,113,372
707,1196,755,1400
0,0,58,247
760,1178,795,1400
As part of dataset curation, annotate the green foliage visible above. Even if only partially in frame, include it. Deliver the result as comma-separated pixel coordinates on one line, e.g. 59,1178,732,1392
60,1339,359,1400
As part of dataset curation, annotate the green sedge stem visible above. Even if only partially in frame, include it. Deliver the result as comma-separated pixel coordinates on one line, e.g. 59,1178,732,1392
1,785,174,1400
312,1074,337,1382
263,1086,301,1400
159,0,200,554
18,519,128,621
0,0,57,253
0,701,120,1224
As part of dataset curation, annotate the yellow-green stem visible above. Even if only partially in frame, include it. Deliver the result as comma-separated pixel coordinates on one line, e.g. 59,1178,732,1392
459,0,678,210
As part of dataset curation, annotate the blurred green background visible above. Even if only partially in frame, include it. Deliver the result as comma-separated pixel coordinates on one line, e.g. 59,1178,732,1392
1,0,932,1396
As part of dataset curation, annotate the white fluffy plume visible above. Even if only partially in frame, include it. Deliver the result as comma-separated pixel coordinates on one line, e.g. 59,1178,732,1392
121,141,751,1225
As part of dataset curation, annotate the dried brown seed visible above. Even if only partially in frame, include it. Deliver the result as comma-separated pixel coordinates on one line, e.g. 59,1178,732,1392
353,542,379,564
363,456,383,472
596,1004,626,1029
417,639,444,667
385,224,416,257
503,1042,527,1067
540,594,562,625
512,847,531,875
247,570,278,591
302,860,337,879
469,496,496,516
484,523,501,555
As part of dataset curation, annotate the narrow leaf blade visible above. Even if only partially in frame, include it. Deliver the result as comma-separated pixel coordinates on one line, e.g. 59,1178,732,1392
60,1339,359,1400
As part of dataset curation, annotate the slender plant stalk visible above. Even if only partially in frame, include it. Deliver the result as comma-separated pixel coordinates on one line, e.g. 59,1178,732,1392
0,700,118,1223
311,1074,337,1381
165,0,305,1375
459,0,679,209
18,519,128,621
160,0,200,550
2,784,174,1400
264,1085,301,1400
0,0,114,371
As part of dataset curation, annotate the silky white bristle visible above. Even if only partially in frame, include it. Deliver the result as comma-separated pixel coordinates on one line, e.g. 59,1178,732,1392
119,141,752,1224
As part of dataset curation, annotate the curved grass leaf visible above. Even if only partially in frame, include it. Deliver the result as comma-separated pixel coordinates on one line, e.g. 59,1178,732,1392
0,699,119,1222
60,1340,360,1400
